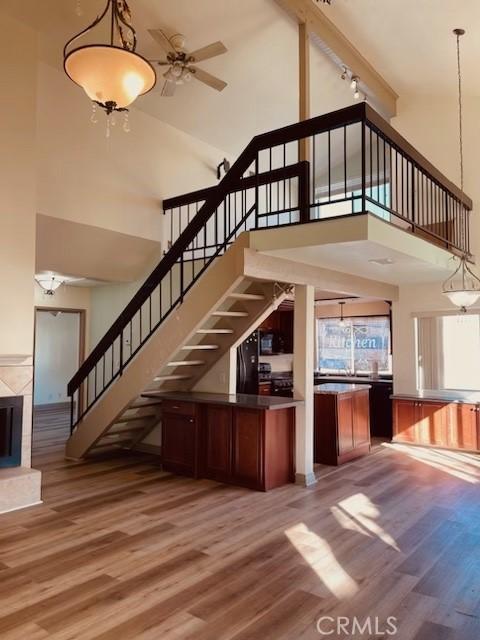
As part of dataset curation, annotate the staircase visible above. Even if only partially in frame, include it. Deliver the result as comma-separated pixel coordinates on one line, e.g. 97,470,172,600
66,236,290,458
66,103,472,459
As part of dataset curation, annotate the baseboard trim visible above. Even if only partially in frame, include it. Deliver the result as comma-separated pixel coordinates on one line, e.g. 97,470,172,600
295,472,317,487
0,500,43,515
133,443,162,456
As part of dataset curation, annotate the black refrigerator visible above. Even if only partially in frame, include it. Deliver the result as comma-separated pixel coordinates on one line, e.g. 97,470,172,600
236,331,259,394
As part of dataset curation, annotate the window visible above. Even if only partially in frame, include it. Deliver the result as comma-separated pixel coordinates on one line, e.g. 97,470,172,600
317,316,392,374
417,314,480,392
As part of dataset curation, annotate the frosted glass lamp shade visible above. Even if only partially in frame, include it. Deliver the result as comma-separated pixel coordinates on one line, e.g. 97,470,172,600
36,277,63,295
64,45,156,111
443,289,480,309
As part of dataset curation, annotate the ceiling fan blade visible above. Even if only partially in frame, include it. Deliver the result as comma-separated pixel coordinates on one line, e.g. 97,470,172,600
190,66,227,92
161,80,177,97
188,41,227,63
148,29,174,53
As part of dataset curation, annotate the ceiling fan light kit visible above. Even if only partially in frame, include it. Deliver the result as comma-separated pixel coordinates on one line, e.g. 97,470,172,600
64,0,156,117
148,28,228,97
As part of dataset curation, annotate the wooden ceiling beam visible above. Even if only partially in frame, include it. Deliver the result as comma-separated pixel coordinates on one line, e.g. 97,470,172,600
275,0,398,118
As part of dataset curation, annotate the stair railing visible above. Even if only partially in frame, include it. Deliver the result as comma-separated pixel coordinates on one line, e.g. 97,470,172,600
68,103,472,432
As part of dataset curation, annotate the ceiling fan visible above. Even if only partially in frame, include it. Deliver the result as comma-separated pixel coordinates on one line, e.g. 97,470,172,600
148,29,228,97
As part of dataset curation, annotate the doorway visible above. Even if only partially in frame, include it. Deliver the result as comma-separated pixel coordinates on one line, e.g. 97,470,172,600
32,308,85,458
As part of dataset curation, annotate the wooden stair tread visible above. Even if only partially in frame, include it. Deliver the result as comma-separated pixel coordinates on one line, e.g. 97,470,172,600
116,413,157,423
181,344,219,350
228,292,265,300
197,328,233,334
130,399,163,408
212,311,248,317
167,360,205,367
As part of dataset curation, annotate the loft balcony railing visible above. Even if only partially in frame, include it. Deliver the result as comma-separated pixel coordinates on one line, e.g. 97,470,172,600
68,103,472,431
164,103,472,258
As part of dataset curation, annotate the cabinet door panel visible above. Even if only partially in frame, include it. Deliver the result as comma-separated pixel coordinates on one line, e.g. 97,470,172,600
162,414,196,476
353,391,370,448
232,408,263,488
417,402,448,447
203,405,232,482
337,395,354,455
448,404,478,451
393,400,418,443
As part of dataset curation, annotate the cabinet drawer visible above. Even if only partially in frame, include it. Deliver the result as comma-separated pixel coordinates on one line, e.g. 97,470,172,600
162,399,196,417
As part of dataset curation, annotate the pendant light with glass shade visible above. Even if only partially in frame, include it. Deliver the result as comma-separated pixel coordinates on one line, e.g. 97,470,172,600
64,0,156,121
442,29,480,313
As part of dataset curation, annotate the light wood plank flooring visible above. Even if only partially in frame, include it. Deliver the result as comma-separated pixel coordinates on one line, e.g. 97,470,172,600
1,415,479,639
32,405,71,455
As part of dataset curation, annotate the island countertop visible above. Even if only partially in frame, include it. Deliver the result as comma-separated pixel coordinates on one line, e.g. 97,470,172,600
314,383,372,395
142,391,303,410
391,391,480,405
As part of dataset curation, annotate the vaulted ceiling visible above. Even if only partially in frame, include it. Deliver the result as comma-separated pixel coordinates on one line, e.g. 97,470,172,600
3,0,479,154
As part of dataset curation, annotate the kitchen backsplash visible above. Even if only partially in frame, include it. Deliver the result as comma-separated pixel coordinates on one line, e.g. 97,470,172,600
259,354,293,373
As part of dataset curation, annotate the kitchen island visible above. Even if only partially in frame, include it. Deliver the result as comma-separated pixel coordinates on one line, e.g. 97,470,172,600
142,391,303,491
314,383,371,465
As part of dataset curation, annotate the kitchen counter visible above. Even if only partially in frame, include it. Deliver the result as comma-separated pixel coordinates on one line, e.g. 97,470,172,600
314,383,372,395
142,391,302,410
154,391,297,491
315,374,392,385
392,391,480,405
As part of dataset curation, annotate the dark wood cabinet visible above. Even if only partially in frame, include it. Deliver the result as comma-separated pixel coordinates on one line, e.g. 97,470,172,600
447,404,478,451
202,404,232,483
393,399,418,443
314,389,371,466
231,408,263,488
259,308,294,354
369,382,393,438
162,409,198,477
393,398,479,452
417,401,448,447
161,396,294,490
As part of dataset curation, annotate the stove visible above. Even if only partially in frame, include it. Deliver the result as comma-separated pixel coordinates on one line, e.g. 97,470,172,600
271,374,293,397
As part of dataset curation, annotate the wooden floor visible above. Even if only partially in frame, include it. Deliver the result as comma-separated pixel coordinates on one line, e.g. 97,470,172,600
32,405,71,455
1,417,479,639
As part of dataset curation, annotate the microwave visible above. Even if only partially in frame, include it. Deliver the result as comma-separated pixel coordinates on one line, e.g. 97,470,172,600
260,331,285,355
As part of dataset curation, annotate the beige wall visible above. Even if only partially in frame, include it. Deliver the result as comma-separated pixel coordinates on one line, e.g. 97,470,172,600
0,12,37,472
315,300,391,319
36,61,230,242
35,283,91,357
0,13,37,357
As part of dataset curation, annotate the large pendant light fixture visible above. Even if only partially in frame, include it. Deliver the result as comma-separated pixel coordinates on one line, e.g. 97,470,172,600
64,0,156,117
442,29,480,313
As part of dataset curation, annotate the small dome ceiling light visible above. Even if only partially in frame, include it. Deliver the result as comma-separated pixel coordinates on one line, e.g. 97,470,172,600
64,0,156,118
442,29,480,312
36,275,64,296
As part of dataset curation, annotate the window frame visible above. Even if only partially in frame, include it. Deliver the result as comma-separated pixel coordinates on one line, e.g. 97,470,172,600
316,313,393,375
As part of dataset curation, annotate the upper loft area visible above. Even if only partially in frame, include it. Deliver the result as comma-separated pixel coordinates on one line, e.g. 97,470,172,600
163,102,473,263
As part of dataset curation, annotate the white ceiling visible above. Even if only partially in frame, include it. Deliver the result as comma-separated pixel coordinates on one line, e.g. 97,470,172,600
321,0,480,99
3,1,479,153
0,0,356,154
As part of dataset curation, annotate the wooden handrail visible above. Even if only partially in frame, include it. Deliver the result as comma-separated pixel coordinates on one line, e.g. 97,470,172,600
69,102,472,400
